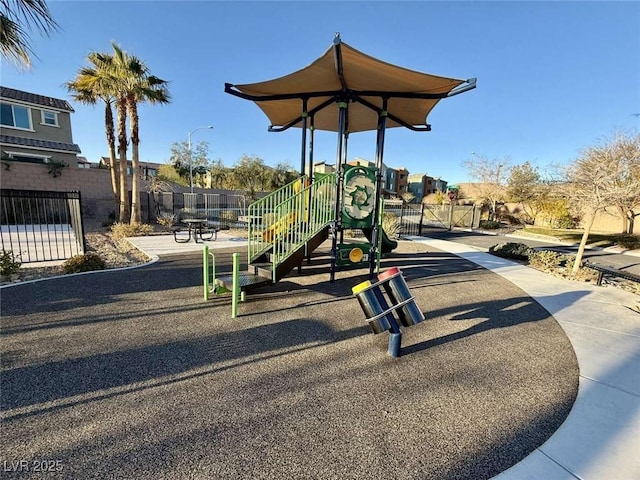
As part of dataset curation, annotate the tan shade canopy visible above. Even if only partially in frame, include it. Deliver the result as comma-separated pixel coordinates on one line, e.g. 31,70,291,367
225,35,476,133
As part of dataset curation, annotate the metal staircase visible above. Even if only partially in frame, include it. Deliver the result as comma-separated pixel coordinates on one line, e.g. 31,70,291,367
216,174,336,293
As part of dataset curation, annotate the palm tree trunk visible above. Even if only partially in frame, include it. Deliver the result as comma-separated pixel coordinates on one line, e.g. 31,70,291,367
104,102,120,213
128,96,141,225
116,97,130,223
130,142,141,224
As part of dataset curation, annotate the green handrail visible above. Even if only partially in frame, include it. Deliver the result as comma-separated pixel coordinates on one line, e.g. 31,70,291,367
248,175,308,261
247,174,336,280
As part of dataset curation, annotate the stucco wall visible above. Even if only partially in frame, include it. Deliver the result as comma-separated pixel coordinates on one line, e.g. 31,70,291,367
0,162,130,226
0,163,256,228
500,202,638,235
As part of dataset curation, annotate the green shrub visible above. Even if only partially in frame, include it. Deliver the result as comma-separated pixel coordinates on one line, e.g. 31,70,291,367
219,210,239,223
381,212,401,239
110,222,154,240
156,212,176,227
479,220,502,229
488,242,532,260
614,234,640,250
0,250,21,276
343,229,364,238
554,214,575,229
62,252,106,274
528,250,575,272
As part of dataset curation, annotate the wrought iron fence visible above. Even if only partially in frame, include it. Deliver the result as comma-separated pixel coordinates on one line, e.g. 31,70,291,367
153,192,248,228
1,189,85,263
384,201,480,236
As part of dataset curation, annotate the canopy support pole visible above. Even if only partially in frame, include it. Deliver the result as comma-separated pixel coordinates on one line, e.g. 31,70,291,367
305,115,316,265
330,101,348,283
340,106,350,246
300,99,308,177
369,99,389,279
308,115,315,178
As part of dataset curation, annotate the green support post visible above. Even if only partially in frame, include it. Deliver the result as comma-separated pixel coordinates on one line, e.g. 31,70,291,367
203,246,210,301
231,252,240,318
203,246,217,301
376,198,384,274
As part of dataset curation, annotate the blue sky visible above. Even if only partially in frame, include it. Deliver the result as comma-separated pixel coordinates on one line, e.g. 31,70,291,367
4,0,639,183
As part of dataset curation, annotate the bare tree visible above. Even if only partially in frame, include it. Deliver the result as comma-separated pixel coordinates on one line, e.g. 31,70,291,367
463,154,511,220
565,131,640,273
610,135,640,234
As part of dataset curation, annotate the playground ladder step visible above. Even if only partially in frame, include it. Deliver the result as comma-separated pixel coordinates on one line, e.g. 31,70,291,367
247,225,331,284
215,273,272,293
248,262,273,279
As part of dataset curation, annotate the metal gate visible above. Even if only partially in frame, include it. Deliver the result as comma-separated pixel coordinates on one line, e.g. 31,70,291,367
384,200,480,236
1,189,85,263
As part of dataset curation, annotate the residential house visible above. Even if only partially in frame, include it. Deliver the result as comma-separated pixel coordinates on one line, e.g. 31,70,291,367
433,177,448,193
346,157,398,196
395,168,409,197
384,167,397,197
407,173,427,201
313,161,336,174
0,86,81,167
99,157,162,180
407,173,449,201
76,156,92,169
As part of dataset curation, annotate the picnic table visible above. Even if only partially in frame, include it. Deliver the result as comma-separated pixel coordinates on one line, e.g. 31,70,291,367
174,219,218,243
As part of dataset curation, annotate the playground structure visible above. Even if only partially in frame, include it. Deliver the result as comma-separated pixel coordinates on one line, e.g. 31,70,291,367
209,34,475,312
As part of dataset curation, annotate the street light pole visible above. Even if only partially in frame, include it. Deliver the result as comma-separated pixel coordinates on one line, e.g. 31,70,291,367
188,125,214,193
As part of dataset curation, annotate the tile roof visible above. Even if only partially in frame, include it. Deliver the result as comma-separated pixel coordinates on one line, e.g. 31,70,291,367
0,86,74,112
0,135,81,153
100,156,163,169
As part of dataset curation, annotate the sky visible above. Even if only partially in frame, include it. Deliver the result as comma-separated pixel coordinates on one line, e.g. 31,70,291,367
3,0,639,183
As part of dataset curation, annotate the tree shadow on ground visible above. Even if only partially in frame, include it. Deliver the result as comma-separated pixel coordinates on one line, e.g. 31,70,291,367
402,290,589,355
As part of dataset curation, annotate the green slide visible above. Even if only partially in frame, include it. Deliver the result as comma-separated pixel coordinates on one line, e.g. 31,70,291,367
361,227,398,254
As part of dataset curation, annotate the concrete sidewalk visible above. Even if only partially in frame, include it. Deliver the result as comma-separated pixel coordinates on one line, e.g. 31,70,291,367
408,237,640,480
126,231,248,258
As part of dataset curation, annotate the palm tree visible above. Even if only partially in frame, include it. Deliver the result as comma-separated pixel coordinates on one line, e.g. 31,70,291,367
66,53,120,213
115,91,130,223
109,43,170,224
1,0,59,69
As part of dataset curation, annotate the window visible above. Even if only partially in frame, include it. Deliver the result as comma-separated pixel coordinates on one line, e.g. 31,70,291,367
42,110,58,126
1,103,31,129
3,151,51,164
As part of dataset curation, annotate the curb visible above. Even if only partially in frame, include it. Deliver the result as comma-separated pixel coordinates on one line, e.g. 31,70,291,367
0,255,160,289
450,227,640,258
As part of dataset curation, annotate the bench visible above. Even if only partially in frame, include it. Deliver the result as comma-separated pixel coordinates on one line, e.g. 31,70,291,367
199,224,220,241
583,261,640,286
172,226,190,243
